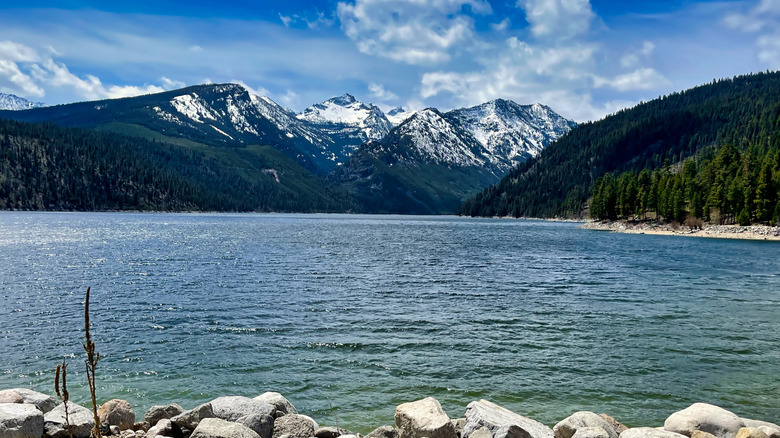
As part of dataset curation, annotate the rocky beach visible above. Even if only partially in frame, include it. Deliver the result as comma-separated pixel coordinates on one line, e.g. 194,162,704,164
1,388,778,438
581,221,780,241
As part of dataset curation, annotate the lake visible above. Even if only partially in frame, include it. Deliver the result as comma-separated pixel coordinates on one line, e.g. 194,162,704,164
0,212,778,431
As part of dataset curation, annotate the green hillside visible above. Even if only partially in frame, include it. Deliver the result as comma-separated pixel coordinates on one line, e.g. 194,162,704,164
458,71,780,219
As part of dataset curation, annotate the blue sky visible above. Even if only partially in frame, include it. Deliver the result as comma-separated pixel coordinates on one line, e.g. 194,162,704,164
0,0,777,121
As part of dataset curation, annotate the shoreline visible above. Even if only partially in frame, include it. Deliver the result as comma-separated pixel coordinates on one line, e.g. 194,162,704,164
581,220,780,241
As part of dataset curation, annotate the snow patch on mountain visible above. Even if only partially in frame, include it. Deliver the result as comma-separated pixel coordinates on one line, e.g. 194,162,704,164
171,94,218,123
297,94,393,141
0,93,44,111
396,109,484,167
386,106,416,126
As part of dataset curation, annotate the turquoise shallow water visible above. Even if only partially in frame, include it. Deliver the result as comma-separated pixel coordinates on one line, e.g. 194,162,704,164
0,212,778,431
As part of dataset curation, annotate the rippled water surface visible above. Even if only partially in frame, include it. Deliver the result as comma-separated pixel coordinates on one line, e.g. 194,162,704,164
1,212,778,430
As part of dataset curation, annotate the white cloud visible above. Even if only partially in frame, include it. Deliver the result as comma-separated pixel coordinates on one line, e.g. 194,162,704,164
337,0,491,65
368,82,398,101
278,90,300,107
161,76,186,90
491,18,511,32
724,0,780,67
0,59,45,97
0,40,40,62
231,80,271,98
593,68,671,92
279,14,293,27
516,0,595,40
620,41,655,68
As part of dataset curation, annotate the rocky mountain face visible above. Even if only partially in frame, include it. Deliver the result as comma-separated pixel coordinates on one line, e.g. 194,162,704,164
0,93,44,111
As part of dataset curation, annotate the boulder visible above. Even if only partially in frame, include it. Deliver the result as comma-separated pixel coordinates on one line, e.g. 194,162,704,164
43,402,95,438
598,415,627,435
237,414,274,438
146,404,185,427
110,425,122,435
191,417,261,438
272,414,318,438
99,399,136,430
134,421,151,432
315,426,352,438
621,429,689,438
462,400,554,438
451,419,466,438
211,397,275,423
121,431,138,438
554,412,618,438
692,431,719,438
366,425,398,438
742,421,780,438
571,428,610,438
395,397,456,438
664,404,745,438
9,388,58,413
146,418,180,438
0,403,45,438
470,427,492,438
172,403,215,431
0,390,24,404
254,393,298,417
736,428,769,438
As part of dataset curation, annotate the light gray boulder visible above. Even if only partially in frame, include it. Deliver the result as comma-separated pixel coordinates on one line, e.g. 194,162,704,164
43,402,95,438
395,397,456,438
0,403,45,438
664,404,745,438
146,404,184,427
554,412,618,438
9,388,58,413
571,428,611,438
237,413,274,438
462,400,554,438
598,415,627,436
622,429,689,438
742,421,780,438
451,419,466,438
99,399,136,430
254,393,298,417
211,397,276,423
172,402,215,430
191,417,261,438
146,418,180,438
366,425,398,438
0,390,24,404
736,428,769,438
469,427,492,438
272,414,318,438
692,431,719,438
315,426,353,438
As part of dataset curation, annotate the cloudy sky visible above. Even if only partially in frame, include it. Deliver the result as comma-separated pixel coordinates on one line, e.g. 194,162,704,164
0,0,777,121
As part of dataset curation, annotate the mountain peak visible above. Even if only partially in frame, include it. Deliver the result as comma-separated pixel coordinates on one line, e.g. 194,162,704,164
328,93,357,106
0,93,45,111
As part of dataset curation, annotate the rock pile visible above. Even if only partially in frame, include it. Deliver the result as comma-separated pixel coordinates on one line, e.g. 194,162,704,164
1,389,778,438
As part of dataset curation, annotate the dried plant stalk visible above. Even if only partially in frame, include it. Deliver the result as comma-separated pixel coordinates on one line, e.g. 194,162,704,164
55,359,73,438
82,287,101,438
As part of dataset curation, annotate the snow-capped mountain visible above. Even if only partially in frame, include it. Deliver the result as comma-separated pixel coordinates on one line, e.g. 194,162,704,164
0,93,44,111
386,106,416,126
297,94,394,157
447,99,577,168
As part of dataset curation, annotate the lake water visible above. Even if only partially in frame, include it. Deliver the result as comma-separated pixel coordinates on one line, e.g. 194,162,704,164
0,212,778,431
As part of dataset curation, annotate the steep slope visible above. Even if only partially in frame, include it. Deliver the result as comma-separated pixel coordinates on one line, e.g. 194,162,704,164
0,93,44,110
332,104,574,214
386,106,416,125
0,84,319,172
458,71,780,219
297,94,393,164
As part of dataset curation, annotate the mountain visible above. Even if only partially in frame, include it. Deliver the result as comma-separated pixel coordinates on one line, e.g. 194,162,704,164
332,102,575,214
386,106,416,125
458,71,780,219
297,94,394,165
0,93,44,111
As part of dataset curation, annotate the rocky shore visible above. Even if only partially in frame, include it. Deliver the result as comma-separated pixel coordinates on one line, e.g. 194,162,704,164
1,389,778,438
581,221,780,241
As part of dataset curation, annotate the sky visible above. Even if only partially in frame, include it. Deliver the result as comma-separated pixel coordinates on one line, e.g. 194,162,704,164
0,0,778,122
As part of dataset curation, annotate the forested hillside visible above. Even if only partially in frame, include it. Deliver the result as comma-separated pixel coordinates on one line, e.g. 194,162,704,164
0,119,355,212
458,71,780,219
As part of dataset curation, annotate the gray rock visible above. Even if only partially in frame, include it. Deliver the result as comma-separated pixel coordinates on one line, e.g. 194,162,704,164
43,402,95,438
0,390,24,404
111,425,122,435
253,393,298,417
134,421,151,432
315,426,353,438
99,399,136,430
741,421,780,438
9,388,58,413
272,414,318,438
191,417,261,438
146,419,181,438
462,400,554,438
554,412,618,438
121,431,138,438
211,397,276,423
451,419,466,438
470,427,492,438
395,397,456,438
664,404,745,438
0,403,45,438
146,404,185,427
366,425,398,438
172,403,215,431
571,428,610,438
736,428,769,438
237,414,274,438
598,415,626,436
692,431,719,438
621,429,689,438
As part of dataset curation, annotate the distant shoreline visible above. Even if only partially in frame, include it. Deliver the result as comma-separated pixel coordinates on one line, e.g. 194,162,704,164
581,220,780,241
